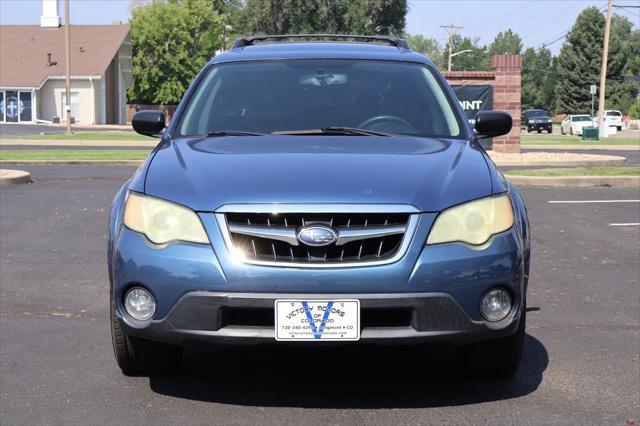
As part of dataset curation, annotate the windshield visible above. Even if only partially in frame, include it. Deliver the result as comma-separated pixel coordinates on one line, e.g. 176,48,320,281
525,110,548,118
176,60,462,138
606,111,622,117
571,116,591,122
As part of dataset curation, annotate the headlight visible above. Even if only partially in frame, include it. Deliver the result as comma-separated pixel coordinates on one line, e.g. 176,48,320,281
426,194,513,246
123,192,209,245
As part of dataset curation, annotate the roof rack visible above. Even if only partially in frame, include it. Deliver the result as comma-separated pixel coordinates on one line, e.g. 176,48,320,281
232,34,410,49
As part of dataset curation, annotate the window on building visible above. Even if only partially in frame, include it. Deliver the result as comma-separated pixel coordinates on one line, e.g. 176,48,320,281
0,90,33,122
61,92,79,121
19,92,32,122
4,91,19,123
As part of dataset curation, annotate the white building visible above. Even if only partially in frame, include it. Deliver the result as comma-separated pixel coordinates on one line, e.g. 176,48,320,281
0,0,132,124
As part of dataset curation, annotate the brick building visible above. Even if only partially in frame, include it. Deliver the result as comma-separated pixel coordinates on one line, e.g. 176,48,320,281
445,55,522,153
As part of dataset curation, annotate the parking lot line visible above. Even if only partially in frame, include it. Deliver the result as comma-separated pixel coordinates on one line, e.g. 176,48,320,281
608,223,640,226
548,200,640,204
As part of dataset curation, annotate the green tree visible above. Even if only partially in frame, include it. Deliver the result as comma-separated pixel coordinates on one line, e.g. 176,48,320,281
236,0,407,36
629,98,640,119
128,0,225,105
541,56,559,114
623,29,640,76
405,34,443,69
489,29,523,56
606,16,639,114
521,47,557,112
443,34,490,71
554,8,633,114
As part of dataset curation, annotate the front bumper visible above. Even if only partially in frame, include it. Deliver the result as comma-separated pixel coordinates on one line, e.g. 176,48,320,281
118,291,521,345
527,122,552,132
110,212,526,346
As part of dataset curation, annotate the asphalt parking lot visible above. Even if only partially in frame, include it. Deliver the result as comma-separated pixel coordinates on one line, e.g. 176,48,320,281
1,165,639,425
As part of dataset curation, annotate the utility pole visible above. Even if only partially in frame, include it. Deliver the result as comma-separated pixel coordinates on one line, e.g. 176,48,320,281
597,0,613,138
440,24,464,72
64,0,71,135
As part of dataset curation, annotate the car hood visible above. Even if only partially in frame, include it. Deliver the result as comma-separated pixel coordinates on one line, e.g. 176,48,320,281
144,135,493,212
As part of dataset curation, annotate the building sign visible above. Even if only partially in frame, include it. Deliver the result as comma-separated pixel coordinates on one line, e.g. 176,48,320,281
452,85,493,120
452,85,493,148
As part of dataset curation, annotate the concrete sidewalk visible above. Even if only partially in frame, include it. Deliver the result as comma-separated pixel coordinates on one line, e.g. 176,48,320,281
505,174,640,187
0,139,158,147
3,138,637,151
524,144,639,151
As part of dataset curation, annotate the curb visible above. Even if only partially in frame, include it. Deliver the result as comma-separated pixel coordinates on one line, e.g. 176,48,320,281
0,157,628,168
505,175,640,187
0,169,32,186
0,139,157,147
524,144,640,151
493,157,626,167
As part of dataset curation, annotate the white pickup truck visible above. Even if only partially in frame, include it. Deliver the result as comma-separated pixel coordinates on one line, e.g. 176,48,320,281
595,110,623,131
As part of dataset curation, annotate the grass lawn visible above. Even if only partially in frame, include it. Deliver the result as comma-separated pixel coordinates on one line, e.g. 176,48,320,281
12,132,153,141
506,167,640,177
0,150,150,161
521,135,640,146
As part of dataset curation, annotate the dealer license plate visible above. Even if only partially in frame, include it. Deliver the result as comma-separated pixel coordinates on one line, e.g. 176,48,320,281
274,299,360,341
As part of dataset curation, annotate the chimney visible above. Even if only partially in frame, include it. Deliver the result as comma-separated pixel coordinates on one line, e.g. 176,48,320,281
40,0,60,28
47,53,57,66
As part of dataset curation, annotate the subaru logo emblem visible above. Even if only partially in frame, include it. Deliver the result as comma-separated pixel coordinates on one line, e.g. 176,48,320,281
297,226,338,247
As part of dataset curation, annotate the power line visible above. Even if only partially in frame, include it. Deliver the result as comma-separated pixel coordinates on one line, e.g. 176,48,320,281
520,0,583,41
533,2,611,51
440,24,464,72
464,2,535,30
615,6,640,17
535,31,570,50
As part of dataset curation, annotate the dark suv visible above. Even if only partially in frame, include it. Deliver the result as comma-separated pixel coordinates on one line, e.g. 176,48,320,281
110,34,530,378
522,109,552,133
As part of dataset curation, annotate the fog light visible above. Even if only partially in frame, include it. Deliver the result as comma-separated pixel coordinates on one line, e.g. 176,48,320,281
124,287,156,321
480,288,511,322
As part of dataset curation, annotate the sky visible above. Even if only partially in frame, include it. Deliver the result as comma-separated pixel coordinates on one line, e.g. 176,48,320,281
1,0,639,54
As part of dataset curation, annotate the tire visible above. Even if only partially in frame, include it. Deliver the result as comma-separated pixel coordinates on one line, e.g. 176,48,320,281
110,296,182,376
561,127,565,135
569,127,573,136
458,308,526,378
537,129,541,134
617,126,622,131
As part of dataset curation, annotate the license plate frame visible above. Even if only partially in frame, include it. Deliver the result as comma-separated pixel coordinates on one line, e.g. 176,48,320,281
274,299,360,341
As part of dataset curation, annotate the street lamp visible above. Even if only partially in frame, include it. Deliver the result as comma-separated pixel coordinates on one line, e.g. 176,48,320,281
222,24,233,51
448,49,472,72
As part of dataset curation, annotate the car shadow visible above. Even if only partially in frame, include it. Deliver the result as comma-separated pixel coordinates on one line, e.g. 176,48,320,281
149,334,548,408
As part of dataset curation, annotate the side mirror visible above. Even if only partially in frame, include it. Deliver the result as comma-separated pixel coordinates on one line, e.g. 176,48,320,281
474,111,513,138
132,110,166,137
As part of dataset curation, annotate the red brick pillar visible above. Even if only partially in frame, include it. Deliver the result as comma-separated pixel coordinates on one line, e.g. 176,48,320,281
491,55,522,153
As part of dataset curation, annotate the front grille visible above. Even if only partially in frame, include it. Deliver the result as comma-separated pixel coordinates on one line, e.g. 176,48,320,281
221,210,415,266
221,306,412,329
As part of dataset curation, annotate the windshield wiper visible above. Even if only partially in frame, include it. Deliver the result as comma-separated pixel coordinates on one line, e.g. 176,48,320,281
206,130,265,137
273,127,390,136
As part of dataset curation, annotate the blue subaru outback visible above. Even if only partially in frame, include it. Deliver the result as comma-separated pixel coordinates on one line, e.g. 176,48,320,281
109,35,530,377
